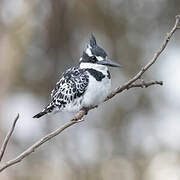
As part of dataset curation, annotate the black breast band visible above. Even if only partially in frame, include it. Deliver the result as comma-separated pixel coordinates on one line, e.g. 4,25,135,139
86,68,105,81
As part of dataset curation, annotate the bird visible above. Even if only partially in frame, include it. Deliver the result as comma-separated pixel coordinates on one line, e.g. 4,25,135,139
33,34,121,118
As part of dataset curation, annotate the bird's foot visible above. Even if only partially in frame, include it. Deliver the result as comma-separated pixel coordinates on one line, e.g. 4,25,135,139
81,107,89,115
81,105,98,114
71,117,85,122
94,105,98,108
71,105,98,122
77,117,85,122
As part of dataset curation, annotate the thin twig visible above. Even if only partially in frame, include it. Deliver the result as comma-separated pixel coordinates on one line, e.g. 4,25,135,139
0,114,19,162
127,80,163,89
0,119,83,172
0,15,179,173
105,15,180,101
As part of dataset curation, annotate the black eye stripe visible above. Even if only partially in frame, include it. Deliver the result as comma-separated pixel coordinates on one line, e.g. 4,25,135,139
91,56,97,63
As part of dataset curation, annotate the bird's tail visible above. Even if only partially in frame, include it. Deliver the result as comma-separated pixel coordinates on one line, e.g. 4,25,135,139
33,111,47,118
33,104,55,119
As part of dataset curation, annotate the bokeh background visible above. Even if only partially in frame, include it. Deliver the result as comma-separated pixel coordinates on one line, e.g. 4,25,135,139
0,0,180,179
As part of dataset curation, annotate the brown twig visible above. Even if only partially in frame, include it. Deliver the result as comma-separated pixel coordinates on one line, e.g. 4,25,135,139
0,118,83,172
105,15,180,101
0,15,179,173
0,114,19,162
127,80,163,89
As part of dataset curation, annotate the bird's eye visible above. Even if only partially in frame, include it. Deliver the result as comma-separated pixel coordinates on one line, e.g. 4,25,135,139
91,56,97,62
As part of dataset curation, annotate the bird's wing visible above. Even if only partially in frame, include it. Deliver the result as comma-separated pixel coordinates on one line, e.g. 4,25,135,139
33,67,89,118
50,67,89,108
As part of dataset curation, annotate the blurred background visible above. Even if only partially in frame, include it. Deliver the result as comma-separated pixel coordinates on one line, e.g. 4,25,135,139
0,0,180,179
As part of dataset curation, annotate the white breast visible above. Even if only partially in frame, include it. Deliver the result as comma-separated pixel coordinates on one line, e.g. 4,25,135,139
82,71,111,107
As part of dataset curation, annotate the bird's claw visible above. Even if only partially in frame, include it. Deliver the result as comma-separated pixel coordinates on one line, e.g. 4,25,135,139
71,117,85,122
77,118,85,122
81,107,89,115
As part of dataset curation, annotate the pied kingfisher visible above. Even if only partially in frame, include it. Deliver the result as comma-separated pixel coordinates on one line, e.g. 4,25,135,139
33,34,121,118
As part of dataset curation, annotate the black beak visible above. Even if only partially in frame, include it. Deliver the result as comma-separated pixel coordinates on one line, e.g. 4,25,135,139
97,58,122,67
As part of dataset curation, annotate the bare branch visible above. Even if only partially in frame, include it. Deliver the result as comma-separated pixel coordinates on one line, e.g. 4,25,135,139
0,15,179,173
0,114,19,162
0,119,83,172
127,80,163,89
105,15,180,101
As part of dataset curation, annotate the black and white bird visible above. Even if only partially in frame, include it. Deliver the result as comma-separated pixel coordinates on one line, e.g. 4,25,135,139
33,34,121,118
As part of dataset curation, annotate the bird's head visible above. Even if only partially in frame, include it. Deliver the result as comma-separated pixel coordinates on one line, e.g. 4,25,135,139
80,34,121,70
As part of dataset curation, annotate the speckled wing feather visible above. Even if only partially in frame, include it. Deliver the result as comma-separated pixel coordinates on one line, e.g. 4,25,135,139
51,66,89,106
33,67,89,118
